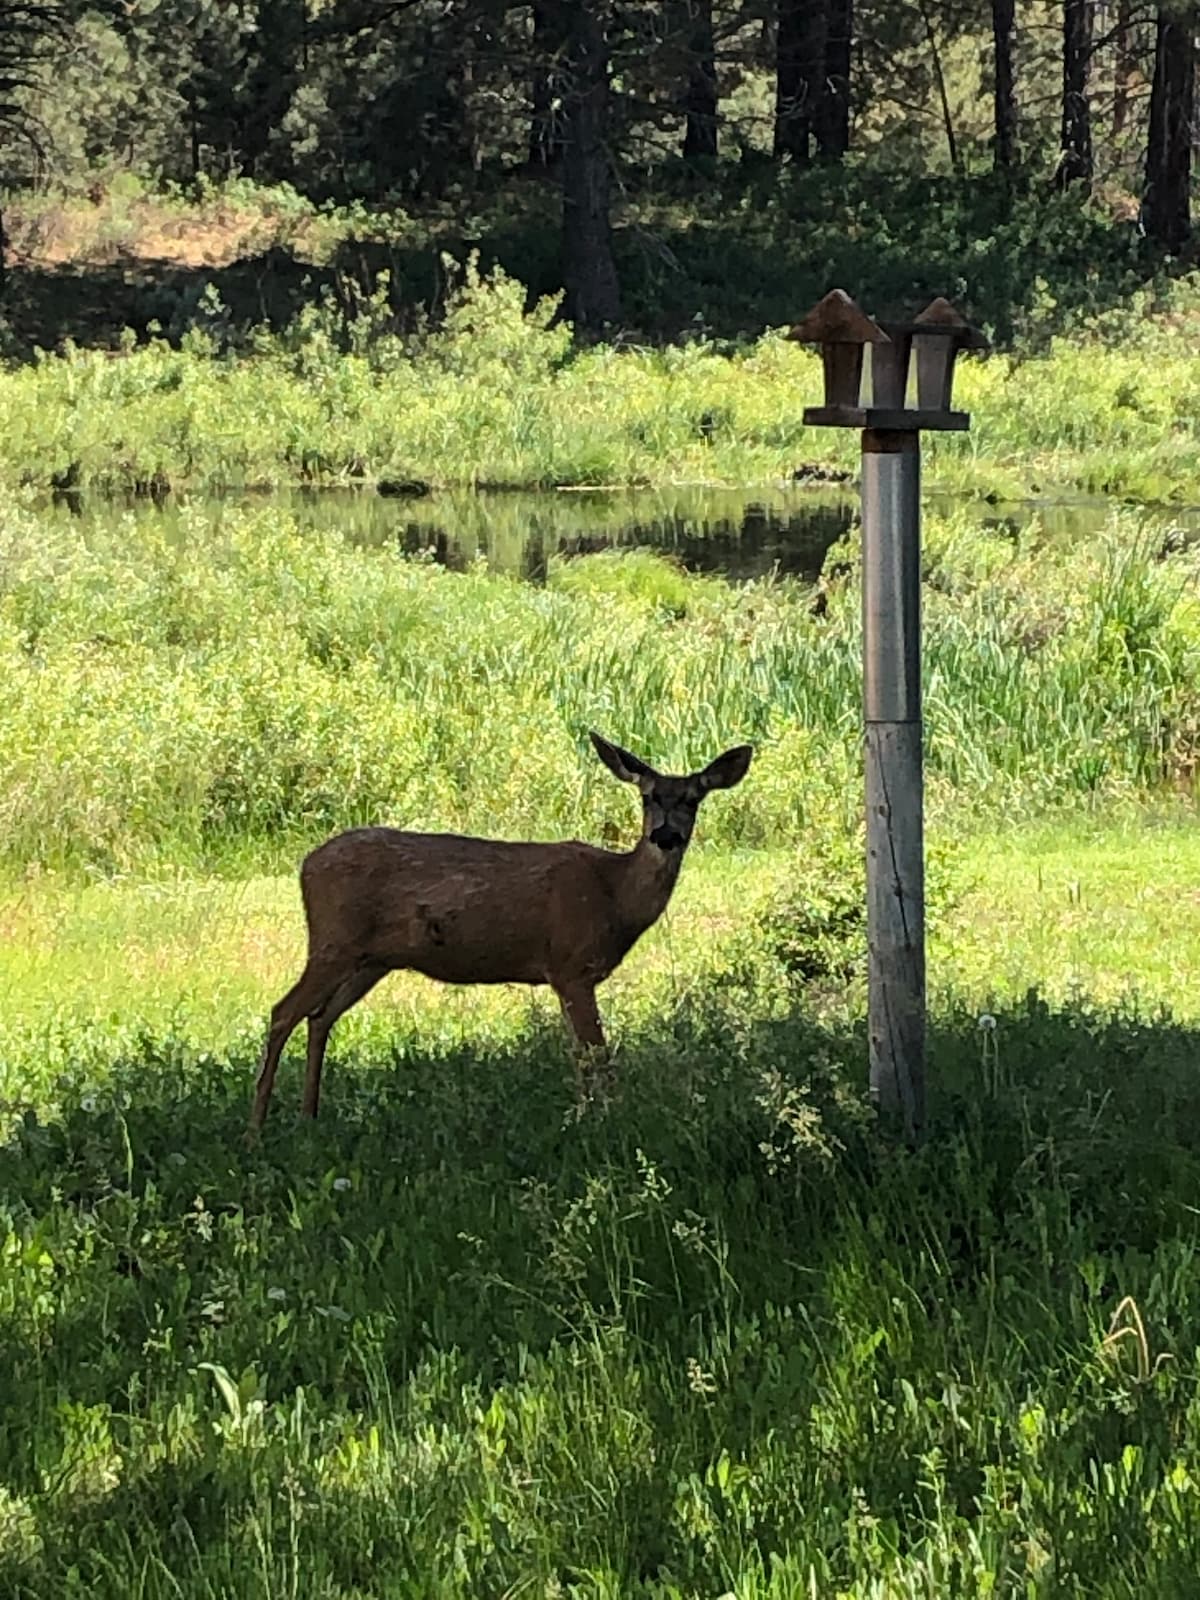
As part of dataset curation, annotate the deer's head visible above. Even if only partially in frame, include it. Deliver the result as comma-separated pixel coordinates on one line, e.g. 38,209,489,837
590,732,753,854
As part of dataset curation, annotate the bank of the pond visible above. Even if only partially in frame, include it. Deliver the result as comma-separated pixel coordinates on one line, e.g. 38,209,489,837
17,268,1200,500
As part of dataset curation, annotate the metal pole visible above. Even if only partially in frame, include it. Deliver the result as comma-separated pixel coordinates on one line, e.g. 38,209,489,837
861,428,925,1143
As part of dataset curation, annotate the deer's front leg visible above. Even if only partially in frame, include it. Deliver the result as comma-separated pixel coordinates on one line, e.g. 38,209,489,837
553,981,610,1105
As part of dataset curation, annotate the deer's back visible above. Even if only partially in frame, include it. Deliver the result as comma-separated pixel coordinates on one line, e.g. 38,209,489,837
299,827,638,986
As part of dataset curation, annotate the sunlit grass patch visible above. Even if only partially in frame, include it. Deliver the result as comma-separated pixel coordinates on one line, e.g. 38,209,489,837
933,814,1200,1018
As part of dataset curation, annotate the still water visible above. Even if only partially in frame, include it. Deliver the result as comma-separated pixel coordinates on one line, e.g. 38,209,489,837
44,482,1200,583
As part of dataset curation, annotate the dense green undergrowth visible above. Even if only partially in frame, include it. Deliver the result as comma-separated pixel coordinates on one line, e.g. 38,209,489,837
3,493,1198,875
8,254,1200,499
6,166,1184,351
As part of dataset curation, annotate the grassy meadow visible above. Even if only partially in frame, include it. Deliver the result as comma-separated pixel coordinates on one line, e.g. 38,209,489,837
4,482,1200,1596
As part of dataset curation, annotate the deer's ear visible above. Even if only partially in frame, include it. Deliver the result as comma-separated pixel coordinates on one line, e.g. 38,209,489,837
590,732,657,789
697,744,753,792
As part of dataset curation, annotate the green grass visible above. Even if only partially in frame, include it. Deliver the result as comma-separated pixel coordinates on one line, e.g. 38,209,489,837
0,847,772,1076
4,483,1200,1596
8,256,1200,499
5,820,1200,1066
3,826,1200,1597
939,818,1200,1014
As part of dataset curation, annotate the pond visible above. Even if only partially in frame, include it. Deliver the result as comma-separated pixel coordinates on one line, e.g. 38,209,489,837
44,481,1200,584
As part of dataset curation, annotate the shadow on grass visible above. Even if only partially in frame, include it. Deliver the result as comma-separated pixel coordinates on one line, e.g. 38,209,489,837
2,992,1200,1596
3,991,1199,1375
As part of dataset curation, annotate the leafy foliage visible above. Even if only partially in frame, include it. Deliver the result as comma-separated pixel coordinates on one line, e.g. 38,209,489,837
0,0,65,177
3,0,1190,348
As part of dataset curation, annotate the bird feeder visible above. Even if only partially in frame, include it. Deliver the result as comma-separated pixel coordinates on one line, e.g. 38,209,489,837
906,296,988,413
789,290,987,1144
789,287,890,422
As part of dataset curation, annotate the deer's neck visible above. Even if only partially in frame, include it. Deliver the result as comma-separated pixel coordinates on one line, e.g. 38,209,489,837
610,837,687,935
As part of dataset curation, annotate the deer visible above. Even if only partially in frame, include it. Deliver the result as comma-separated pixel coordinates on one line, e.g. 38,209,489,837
249,732,752,1129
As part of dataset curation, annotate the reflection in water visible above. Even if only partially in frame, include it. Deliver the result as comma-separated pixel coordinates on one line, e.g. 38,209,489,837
389,496,858,584
45,482,860,583
39,482,1200,585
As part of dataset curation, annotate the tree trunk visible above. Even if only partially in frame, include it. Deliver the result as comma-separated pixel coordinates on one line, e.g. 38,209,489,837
917,0,960,173
238,0,303,179
529,2,564,167
1113,0,1136,138
1143,5,1195,251
681,0,719,159
561,1,622,333
813,0,852,161
991,0,1017,171
774,0,826,163
1056,0,1093,189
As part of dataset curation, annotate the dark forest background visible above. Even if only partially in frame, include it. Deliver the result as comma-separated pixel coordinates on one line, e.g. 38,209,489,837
1,1,1198,347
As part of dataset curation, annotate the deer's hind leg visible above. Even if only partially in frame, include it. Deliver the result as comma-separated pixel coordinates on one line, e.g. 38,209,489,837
301,961,389,1119
251,955,349,1131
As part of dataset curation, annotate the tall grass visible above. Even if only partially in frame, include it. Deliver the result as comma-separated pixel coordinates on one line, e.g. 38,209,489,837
10,262,1200,499
1,494,1197,875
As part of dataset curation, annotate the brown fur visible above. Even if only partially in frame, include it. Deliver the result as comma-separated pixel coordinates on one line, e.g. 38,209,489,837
249,733,752,1127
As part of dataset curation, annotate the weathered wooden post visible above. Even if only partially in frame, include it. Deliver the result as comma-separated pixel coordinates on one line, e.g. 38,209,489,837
789,291,986,1143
